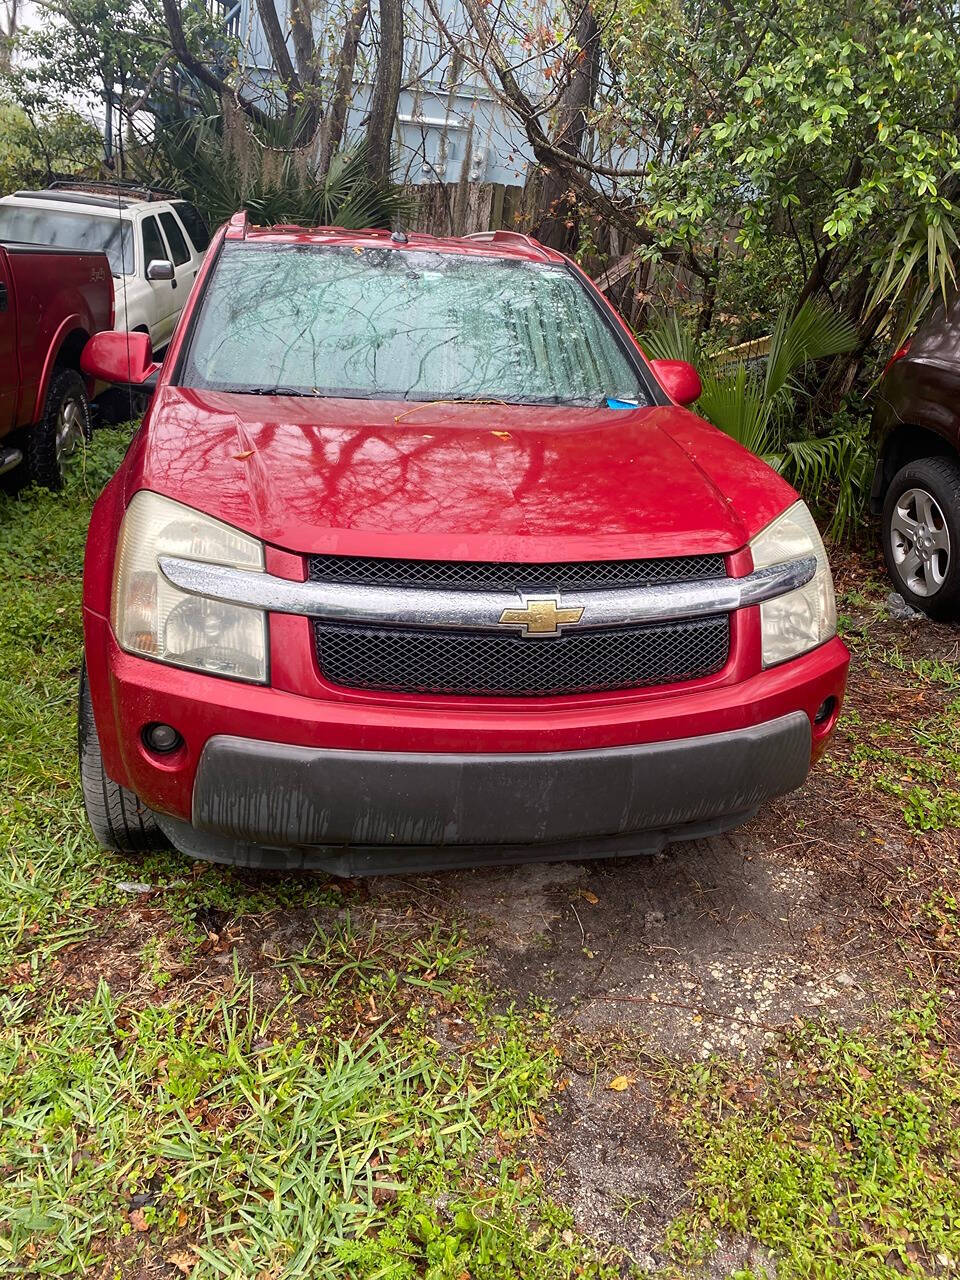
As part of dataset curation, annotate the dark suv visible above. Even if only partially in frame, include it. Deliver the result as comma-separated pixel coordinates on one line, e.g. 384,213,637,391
872,290,960,616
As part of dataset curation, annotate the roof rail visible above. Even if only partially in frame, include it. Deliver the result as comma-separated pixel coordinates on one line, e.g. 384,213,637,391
461,229,554,261
47,178,177,201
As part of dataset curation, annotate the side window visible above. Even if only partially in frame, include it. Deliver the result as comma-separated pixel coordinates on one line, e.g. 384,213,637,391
173,202,210,252
141,215,167,271
159,211,191,266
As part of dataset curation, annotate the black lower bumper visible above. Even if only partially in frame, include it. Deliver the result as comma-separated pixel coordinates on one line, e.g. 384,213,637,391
153,711,812,875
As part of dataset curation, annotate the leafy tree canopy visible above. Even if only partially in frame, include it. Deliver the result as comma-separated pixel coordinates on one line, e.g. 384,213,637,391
598,0,960,335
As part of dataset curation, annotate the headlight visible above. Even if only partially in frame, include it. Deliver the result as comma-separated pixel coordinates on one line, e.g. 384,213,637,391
111,491,267,682
750,500,837,667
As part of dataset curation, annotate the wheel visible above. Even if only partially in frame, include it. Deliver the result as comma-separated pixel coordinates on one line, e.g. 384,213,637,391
25,366,90,490
882,456,960,618
78,660,167,853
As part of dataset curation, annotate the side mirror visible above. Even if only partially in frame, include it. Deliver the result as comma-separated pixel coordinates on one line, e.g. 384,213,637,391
146,258,174,281
81,331,160,387
649,358,702,406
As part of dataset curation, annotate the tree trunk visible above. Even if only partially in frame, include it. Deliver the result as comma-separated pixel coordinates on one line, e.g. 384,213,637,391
0,0,18,72
366,0,403,185
319,0,371,174
532,5,600,251
255,0,301,113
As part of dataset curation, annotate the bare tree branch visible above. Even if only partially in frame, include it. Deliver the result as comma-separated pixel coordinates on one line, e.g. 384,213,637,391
161,0,274,129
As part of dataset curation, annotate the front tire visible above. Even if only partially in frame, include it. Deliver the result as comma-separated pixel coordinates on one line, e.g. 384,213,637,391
882,456,960,619
26,367,91,490
78,660,166,853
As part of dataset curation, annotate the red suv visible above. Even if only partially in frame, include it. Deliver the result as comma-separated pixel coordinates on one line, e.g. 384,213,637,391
78,214,848,874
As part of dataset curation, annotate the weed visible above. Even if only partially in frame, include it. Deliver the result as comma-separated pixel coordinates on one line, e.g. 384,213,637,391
663,1002,960,1278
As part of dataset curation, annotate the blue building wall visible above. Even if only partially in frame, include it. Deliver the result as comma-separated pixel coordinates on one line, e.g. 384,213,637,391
224,0,540,186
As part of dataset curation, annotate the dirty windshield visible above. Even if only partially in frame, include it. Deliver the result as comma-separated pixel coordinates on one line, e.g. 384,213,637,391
181,242,649,407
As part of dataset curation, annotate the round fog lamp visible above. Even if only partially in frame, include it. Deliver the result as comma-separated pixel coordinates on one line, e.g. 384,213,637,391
143,722,183,754
814,697,837,726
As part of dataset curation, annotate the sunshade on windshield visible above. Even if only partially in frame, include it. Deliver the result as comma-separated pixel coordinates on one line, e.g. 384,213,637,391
180,243,650,407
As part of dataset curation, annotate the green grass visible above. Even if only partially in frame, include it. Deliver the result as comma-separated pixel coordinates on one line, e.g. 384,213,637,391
660,1000,960,1279
835,695,960,831
0,965,582,1277
4,434,960,1279
0,438,616,1277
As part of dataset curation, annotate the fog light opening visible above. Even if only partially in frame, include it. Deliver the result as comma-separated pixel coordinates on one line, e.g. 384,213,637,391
814,696,837,727
142,722,183,755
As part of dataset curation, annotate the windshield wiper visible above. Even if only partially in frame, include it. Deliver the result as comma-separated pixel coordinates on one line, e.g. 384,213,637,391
231,386,318,397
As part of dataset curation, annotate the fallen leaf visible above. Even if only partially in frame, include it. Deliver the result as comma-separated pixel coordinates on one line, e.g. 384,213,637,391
128,1208,149,1232
233,450,255,461
580,890,599,904
167,1251,196,1276
608,1075,633,1091
491,430,511,439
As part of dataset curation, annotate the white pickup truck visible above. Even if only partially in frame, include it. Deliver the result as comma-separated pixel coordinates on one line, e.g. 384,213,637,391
0,183,210,352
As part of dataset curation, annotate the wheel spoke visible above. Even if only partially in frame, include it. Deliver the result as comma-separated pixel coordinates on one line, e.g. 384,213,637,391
929,524,950,553
891,508,919,543
899,548,923,581
916,491,937,529
928,552,948,588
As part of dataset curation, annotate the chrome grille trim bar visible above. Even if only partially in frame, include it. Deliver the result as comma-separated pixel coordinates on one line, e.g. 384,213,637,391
158,554,817,633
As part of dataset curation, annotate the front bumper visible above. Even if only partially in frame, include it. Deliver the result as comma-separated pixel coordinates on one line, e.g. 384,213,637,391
84,603,848,872
152,711,810,874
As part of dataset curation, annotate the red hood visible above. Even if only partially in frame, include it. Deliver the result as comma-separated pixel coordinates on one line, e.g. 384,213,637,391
127,388,798,561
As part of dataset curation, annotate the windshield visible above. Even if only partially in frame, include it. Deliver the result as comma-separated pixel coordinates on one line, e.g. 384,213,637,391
181,243,650,407
0,205,134,276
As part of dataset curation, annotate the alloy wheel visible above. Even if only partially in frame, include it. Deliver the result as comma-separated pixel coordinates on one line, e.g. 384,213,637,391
55,396,83,468
889,485,951,597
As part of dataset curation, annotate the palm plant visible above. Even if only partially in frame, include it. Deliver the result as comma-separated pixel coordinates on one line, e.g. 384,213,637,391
141,93,410,231
641,301,870,539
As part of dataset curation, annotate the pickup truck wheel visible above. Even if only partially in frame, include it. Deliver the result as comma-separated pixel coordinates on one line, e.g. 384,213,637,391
26,367,91,490
882,456,960,619
78,661,167,853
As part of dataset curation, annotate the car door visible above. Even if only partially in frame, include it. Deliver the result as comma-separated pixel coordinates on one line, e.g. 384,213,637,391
0,251,18,435
140,213,177,348
158,210,196,329
172,201,210,261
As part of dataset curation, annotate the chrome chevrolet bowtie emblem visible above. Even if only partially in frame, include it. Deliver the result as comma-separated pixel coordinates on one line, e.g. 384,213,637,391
498,595,585,638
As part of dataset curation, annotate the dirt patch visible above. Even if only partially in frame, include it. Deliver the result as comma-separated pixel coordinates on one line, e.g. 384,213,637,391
429,805,885,1063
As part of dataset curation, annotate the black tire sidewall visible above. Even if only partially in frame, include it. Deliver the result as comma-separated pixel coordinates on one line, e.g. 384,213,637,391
26,366,90,491
882,457,960,619
78,658,165,853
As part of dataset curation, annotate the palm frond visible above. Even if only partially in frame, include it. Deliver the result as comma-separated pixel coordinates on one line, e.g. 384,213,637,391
639,311,700,364
697,365,770,456
778,426,874,541
866,211,959,338
763,299,857,404
140,94,409,231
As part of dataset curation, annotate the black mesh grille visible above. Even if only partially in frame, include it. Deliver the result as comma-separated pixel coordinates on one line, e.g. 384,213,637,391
308,552,725,593
313,617,730,697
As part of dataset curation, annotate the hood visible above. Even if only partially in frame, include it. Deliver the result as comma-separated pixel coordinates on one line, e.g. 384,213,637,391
129,388,798,561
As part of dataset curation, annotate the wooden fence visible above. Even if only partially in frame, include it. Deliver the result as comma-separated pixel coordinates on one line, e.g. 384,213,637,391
401,181,536,237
